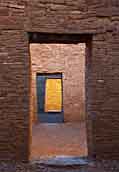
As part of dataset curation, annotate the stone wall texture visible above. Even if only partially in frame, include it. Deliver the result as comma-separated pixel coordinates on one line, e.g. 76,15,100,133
0,0,119,161
30,43,85,122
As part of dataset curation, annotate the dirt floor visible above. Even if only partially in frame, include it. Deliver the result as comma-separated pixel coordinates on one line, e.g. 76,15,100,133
31,122,88,160
28,122,119,172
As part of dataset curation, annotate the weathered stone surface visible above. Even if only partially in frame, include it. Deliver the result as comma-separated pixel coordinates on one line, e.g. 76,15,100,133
30,44,85,122
0,160,119,172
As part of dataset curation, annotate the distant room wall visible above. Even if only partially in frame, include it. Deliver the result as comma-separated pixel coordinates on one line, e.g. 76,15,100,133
30,43,85,123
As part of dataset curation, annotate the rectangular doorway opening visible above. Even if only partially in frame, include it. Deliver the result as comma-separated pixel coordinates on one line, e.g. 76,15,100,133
36,73,64,123
29,33,92,161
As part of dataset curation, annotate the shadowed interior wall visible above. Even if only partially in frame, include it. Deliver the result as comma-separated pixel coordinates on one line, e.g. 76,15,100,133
30,44,85,122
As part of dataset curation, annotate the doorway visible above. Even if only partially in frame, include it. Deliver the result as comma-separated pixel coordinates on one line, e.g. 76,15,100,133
36,73,64,123
29,33,92,160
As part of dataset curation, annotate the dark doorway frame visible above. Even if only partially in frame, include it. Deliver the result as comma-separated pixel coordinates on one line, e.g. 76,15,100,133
28,32,93,158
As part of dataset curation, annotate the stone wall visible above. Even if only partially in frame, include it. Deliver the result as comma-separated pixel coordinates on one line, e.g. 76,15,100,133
0,30,30,161
0,0,119,161
30,43,85,122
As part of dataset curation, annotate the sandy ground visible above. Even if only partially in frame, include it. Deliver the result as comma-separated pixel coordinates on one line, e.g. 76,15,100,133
31,122,88,160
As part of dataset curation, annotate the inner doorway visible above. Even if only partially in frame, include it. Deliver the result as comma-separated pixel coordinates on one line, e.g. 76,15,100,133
29,33,92,160
36,73,64,123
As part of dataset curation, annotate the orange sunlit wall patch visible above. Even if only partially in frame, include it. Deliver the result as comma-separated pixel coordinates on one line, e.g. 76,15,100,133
45,79,62,112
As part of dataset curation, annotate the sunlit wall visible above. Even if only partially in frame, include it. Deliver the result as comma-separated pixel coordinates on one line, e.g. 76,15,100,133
30,43,85,122
45,79,62,112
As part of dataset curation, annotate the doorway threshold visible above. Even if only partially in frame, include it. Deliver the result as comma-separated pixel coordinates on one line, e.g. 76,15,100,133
31,156,93,167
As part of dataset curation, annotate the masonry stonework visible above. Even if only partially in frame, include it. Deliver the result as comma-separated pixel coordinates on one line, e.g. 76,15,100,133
0,0,119,161
30,44,85,122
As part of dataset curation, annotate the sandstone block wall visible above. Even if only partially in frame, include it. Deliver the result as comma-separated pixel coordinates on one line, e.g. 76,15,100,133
0,0,119,161
30,43,85,122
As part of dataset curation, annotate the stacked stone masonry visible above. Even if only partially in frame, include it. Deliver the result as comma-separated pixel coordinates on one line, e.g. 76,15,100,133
30,43,85,122
0,0,119,161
